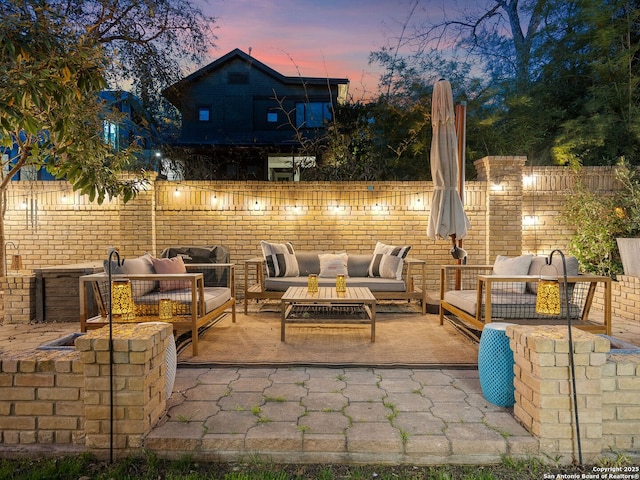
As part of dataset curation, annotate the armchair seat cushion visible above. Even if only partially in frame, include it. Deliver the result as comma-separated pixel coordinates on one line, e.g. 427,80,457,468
443,288,581,320
133,287,232,314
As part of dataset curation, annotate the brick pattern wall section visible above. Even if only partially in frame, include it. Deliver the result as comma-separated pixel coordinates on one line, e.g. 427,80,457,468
507,325,617,465
602,352,640,451
475,156,527,262
75,323,171,457
3,158,631,307
0,350,85,449
1,274,36,324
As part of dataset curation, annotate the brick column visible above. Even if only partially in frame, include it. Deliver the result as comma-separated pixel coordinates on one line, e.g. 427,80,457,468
76,322,171,457
1,274,36,324
475,156,526,262
506,325,609,465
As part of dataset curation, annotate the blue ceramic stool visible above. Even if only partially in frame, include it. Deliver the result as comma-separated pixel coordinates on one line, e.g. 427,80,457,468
478,322,515,407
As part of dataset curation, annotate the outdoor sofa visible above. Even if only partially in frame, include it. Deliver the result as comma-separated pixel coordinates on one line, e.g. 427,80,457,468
244,241,427,314
439,254,612,336
79,251,236,356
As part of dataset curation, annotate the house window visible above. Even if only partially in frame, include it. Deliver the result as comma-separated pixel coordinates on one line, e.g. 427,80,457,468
267,112,278,123
103,121,119,150
295,102,332,128
198,107,211,122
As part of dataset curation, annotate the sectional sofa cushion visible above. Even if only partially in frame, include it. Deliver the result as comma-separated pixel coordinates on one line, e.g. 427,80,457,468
348,254,373,278
264,275,406,292
296,251,322,276
527,255,579,293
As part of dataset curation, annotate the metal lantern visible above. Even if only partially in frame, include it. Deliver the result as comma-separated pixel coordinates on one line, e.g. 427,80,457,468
111,279,135,321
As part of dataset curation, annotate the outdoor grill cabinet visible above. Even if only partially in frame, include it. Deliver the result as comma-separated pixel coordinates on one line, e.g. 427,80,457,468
79,263,235,356
35,262,103,323
439,264,612,336
244,253,427,314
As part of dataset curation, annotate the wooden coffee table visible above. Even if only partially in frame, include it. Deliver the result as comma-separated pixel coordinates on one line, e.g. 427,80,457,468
280,286,376,342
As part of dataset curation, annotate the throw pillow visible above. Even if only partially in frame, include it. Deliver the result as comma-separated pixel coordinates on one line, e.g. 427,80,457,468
260,241,300,277
492,254,534,294
527,255,579,294
371,254,404,280
368,241,411,280
318,253,349,278
104,253,157,296
151,256,191,292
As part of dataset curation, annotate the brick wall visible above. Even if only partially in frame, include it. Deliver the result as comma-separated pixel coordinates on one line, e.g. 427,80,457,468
0,323,172,458
507,325,640,465
1,156,628,302
1,275,36,324
0,349,85,449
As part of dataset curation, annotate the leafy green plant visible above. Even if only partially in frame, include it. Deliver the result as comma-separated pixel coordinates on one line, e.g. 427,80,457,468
565,161,640,276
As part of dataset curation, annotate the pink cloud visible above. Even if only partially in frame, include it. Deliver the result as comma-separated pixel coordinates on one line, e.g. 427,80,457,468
200,0,422,100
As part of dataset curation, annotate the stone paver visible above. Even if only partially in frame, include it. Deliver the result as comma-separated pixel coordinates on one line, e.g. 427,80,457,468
144,365,545,464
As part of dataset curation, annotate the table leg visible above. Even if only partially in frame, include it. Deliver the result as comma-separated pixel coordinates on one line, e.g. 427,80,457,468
280,300,286,341
371,301,376,343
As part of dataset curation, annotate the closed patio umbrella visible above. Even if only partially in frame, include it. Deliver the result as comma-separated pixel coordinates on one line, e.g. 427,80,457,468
427,79,470,249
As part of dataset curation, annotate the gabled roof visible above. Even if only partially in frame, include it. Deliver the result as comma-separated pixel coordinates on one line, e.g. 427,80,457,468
163,48,349,106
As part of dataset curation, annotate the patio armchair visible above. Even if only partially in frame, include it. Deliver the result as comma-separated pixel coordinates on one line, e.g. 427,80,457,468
439,259,612,337
79,262,236,356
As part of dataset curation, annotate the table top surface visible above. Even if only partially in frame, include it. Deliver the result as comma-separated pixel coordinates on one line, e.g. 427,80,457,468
281,286,375,302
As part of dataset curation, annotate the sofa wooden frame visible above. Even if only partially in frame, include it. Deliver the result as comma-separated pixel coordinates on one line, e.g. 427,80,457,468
439,264,612,335
244,257,427,314
79,263,236,356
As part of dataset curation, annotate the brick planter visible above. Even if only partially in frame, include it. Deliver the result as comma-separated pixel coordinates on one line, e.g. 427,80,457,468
506,325,640,465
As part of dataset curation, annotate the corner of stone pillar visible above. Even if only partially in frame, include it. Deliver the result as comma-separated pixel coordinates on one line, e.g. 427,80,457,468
506,325,606,465
77,322,172,458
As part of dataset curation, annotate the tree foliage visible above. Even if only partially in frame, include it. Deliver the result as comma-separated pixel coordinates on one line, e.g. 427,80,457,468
365,0,640,170
49,0,217,115
0,1,143,202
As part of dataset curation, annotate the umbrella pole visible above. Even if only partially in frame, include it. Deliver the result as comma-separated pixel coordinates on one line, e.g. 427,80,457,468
451,235,463,290
455,101,467,290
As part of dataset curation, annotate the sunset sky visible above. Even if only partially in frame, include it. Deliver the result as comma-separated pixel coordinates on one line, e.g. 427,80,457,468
199,0,444,100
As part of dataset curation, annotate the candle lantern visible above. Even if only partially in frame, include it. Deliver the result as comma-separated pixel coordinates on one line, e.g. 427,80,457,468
158,299,173,320
307,274,318,293
111,279,135,321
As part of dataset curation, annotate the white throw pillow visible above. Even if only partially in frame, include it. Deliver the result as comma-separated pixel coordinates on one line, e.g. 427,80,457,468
318,253,349,278
492,254,534,293
260,241,300,277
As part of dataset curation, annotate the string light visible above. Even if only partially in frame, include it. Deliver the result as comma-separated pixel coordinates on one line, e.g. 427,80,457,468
9,180,436,213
